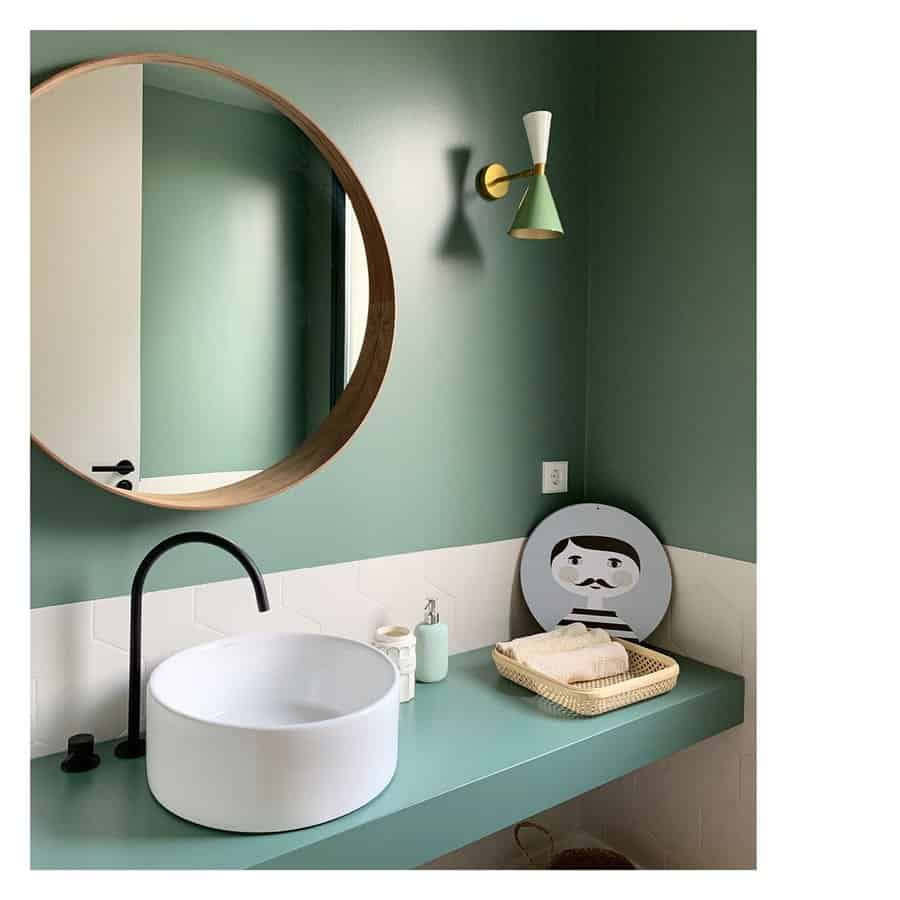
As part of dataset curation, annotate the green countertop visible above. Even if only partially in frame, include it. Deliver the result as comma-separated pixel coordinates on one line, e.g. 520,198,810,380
31,645,744,869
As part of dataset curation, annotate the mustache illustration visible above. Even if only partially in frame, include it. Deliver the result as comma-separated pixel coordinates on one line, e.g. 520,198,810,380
575,578,617,589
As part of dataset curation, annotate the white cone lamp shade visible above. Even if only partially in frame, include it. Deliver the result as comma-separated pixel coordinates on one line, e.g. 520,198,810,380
523,110,552,165
509,110,564,240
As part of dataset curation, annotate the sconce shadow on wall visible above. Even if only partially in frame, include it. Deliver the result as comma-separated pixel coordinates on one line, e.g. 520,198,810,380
437,146,483,264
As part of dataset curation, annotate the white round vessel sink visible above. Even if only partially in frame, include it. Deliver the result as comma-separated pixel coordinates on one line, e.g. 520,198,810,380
146,632,399,833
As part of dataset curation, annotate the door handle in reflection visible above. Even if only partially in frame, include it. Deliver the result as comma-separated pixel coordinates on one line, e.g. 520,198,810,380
91,459,135,476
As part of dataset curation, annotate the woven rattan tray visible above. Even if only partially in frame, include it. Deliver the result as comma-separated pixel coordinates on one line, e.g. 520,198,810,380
492,640,679,716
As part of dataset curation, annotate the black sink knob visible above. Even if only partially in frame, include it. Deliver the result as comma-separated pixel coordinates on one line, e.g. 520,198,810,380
61,732,101,773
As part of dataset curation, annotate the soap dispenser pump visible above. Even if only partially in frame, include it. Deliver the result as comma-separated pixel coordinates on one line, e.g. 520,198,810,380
415,597,448,683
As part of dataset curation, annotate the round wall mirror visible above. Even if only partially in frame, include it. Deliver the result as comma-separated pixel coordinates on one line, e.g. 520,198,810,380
30,54,395,510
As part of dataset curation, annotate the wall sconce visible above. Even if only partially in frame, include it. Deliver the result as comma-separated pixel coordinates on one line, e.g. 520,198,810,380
475,110,564,240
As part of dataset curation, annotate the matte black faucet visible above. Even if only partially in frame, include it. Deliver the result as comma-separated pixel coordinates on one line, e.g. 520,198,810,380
115,531,270,759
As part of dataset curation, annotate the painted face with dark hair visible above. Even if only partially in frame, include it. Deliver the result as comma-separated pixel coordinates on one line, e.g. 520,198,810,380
550,536,641,602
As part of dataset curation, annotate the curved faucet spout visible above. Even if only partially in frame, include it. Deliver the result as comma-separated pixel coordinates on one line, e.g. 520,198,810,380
115,531,270,759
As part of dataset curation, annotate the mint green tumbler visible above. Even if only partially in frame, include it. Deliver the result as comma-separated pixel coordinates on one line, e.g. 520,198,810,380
414,598,448,683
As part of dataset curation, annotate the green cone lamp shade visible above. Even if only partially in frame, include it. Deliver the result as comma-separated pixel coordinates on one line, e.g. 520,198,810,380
509,110,564,240
508,173,563,239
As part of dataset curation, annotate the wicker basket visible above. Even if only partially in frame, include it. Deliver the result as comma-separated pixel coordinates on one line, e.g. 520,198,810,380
492,639,679,716
514,821,635,869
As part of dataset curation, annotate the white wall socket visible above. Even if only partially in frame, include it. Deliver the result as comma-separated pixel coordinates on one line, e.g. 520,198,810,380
542,461,568,494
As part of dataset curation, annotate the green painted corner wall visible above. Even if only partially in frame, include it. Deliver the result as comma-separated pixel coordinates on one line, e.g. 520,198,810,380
30,31,756,609
30,31,592,608
583,31,756,562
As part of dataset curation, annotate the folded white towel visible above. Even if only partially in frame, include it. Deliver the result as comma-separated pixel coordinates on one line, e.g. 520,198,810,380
526,642,629,684
496,622,611,664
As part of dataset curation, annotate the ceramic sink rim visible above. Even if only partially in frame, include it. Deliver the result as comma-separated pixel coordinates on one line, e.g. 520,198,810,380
147,631,399,732
146,630,401,832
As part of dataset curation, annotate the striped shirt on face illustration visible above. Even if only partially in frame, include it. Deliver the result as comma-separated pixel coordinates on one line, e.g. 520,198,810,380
557,608,638,641
550,534,642,642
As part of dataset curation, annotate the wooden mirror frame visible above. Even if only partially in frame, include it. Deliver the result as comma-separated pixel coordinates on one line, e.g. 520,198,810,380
31,53,395,511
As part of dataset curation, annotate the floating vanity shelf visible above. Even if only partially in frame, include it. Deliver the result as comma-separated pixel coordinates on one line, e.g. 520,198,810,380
31,645,744,869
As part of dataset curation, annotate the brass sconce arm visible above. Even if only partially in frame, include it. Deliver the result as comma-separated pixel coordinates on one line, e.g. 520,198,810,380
476,162,546,200
488,162,546,186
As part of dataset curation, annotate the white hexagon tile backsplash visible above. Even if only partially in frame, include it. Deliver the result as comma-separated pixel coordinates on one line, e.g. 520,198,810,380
30,537,530,757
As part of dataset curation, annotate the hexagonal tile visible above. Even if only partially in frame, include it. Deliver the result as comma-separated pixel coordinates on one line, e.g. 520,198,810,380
31,601,129,753
667,559,743,673
282,562,382,642
423,539,526,651
90,593,130,652
668,546,754,674
94,586,218,657
647,604,672,648
195,573,319,636
423,538,524,599
358,551,457,640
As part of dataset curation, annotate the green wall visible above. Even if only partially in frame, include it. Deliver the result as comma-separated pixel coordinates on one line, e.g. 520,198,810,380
30,31,755,609
583,32,756,562
141,84,330,477
30,31,591,608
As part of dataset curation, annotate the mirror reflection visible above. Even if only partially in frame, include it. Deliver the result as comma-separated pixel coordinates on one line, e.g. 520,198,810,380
31,63,368,495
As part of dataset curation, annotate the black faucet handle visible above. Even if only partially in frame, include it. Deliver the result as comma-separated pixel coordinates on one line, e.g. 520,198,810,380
61,732,101,773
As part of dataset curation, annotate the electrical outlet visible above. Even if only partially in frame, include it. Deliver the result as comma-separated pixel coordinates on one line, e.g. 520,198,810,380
542,461,568,494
